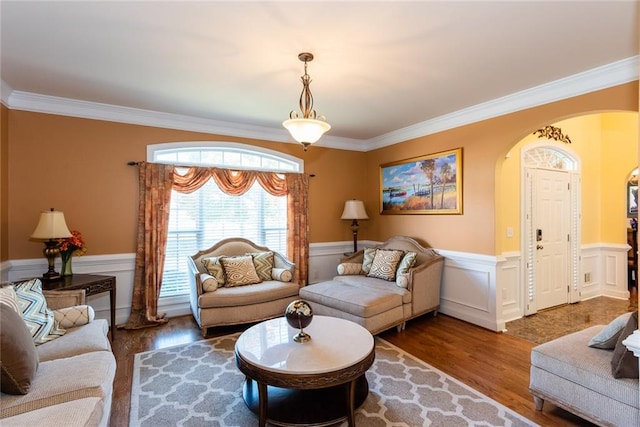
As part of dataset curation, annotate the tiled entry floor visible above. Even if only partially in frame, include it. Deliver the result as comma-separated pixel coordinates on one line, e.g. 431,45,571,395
504,295,637,344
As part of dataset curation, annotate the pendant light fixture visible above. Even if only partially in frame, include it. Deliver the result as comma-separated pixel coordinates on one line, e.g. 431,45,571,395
283,52,331,151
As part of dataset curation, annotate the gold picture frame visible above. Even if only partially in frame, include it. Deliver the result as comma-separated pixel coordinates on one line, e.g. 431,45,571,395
380,148,463,215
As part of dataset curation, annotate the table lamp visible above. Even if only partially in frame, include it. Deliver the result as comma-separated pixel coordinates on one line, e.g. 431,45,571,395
341,200,369,254
30,208,72,280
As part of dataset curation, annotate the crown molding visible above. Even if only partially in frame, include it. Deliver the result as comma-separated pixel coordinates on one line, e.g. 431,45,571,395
1,80,13,107
3,55,638,152
366,55,639,150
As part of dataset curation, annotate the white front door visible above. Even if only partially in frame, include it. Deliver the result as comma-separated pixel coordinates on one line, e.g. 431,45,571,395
534,168,571,310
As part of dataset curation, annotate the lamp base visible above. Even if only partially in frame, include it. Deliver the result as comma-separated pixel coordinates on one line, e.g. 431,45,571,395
42,239,61,281
42,271,62,281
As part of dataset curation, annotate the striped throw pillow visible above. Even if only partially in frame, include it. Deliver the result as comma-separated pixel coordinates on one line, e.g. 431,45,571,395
14,278,66,345
247,251,274,281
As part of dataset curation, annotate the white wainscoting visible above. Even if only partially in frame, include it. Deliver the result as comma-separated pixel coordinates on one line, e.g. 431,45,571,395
1,241,629,332
500,252,524,324
580,243,630,301
437,250,505,332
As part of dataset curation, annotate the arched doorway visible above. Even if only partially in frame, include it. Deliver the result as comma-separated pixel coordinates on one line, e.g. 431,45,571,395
521,142,581,315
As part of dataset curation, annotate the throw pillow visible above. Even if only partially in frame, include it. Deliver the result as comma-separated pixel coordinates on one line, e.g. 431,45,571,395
53,305,95,329
362,247,377,274
588,311,633,349
14,279,66,345
0,285,20,313
271,268,293,282
0,303,39,395
611,311,639,379
396,273,410,289
220,255,262,287
247,251,275,281
396,251,417,277
337,263,364,276
367,249,405,281
201,256,226,286
200,273,218,292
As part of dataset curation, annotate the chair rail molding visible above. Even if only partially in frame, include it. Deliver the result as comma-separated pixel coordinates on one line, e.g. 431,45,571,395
1,240,630,332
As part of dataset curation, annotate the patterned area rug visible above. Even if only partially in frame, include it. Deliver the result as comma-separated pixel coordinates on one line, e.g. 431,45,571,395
130,333,537,427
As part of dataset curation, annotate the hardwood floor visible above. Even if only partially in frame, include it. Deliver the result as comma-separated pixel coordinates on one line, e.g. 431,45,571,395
110,312,602,426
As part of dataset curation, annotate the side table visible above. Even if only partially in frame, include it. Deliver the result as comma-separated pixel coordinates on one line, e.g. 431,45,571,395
42,274,116,341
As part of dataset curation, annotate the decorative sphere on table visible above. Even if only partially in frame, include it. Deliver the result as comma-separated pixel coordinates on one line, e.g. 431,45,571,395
285,300,313,342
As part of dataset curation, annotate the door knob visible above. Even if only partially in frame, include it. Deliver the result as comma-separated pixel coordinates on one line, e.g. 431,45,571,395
536,244,544,250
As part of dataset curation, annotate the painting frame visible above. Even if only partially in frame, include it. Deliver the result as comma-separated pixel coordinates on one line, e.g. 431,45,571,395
380,148,463,215
627,182,638,218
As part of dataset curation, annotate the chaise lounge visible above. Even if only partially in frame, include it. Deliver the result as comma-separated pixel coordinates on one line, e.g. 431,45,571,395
529,312,639,426
300,236,444,334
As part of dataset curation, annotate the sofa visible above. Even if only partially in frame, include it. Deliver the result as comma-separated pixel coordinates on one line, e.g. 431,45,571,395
529,311,639,427
0,279,116,427
187,237,300,336
300,236,444,334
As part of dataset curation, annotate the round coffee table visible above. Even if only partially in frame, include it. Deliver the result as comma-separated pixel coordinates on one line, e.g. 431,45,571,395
235,315,375,427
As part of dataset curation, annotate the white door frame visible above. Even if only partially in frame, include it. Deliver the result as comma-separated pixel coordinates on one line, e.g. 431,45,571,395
521,141,582,315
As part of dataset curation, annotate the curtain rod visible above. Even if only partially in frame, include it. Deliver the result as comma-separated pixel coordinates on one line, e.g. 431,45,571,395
126,161,315,177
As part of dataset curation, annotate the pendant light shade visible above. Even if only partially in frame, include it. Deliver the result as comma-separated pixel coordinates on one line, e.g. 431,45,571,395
283,52,331,151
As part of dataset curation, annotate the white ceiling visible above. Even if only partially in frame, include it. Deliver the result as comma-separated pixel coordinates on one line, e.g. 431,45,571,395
1,1,638,151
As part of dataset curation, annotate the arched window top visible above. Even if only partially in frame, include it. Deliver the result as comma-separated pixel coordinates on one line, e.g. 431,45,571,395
147,141,303,172
523,146,578,171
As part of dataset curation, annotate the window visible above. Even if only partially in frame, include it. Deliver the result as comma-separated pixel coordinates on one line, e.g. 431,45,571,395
149,142,303,298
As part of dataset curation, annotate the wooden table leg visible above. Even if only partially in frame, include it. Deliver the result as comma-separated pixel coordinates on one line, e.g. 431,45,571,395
347,379,356,426
109,285,116,341
258,381,268,427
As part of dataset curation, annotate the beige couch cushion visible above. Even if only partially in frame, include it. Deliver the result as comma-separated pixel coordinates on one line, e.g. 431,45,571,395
37,319,111,363
333,275,412,304
300,280,403,318
198,280,299,308
0,351,116,419
1,397,105,427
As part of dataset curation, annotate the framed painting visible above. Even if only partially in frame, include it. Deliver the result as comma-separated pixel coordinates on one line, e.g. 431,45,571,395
627,182,638,218
380,148,463,215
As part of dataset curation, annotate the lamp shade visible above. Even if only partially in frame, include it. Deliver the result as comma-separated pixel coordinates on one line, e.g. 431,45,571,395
283,118,331,144
341,200,369,220
31,210,72,239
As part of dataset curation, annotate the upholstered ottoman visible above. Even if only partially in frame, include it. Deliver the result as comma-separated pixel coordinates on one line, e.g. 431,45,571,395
529,325,639,426
299,279,406,334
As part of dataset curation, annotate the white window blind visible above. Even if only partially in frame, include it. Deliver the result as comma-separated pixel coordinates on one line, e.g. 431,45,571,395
149,142,302,298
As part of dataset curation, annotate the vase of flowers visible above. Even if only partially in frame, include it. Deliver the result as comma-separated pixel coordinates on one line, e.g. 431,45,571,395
58,230,86,276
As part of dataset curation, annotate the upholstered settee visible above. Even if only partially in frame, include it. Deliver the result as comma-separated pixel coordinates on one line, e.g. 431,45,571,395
529,311,639,427
187,237,300,337
300,236,444,334
0,279,116,427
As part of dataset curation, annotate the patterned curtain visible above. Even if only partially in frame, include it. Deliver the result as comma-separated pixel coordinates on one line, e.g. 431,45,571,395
285,173,309,285
123,163,309,329
123,162,174,329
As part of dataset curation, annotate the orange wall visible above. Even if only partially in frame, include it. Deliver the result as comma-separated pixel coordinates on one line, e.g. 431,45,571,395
364,82,639,255
4,81,639,259
1,104,8,261
6,111,366,259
